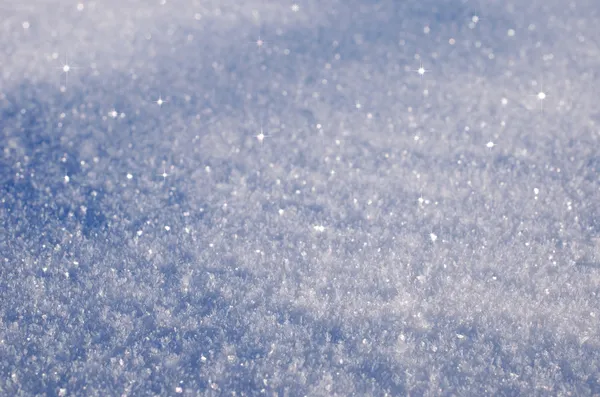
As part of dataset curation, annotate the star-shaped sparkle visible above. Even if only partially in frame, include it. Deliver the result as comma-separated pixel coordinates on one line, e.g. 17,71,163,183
248,32,269,52
255,124,270,144
158,167,169,181
57,52,79,89
255,35,265,49
411,60,429,79
291,4,300,12
530,80,548,112
155,95,167,107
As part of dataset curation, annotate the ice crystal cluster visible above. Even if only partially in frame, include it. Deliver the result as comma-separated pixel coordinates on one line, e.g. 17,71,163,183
1,0,600,395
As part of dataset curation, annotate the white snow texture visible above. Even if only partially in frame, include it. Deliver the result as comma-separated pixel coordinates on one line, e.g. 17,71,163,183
1,0,600,396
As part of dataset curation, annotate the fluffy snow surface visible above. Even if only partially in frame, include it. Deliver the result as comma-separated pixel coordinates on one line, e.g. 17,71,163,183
2,0,600,395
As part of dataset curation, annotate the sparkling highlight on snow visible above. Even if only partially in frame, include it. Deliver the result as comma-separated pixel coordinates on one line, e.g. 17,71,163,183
413,60,429,77
159,168,169,181
256,129,267,143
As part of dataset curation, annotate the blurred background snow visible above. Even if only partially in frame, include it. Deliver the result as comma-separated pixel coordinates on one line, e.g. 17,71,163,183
1,0,600,395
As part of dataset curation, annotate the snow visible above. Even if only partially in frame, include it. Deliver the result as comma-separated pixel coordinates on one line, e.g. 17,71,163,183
2,0,600,395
